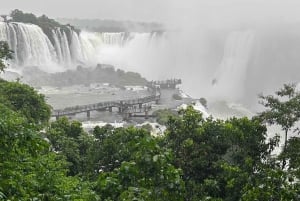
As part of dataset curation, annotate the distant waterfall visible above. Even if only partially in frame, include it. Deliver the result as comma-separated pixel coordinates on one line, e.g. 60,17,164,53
77,31,130,64
211,30,255,101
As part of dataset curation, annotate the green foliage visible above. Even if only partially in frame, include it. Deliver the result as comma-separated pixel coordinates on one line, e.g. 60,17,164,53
0,104,98,200
165,106,228,180
241,166,300,201
153,108,178,125
280,137,300,179
163,106,281,200
259,83,300,168
47,117,95,176
25,64,148,87
0,80,51,124
0,41,13,73
95,126,154,172
1,81,299,200
96,127,185,201
259,84,300,132
224,117,269,168
93,124,114,141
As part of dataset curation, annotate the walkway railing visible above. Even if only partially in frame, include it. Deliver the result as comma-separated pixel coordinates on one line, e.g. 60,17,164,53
51,93,160,117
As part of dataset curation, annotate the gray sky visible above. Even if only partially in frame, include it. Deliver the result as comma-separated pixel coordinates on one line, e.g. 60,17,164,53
1,0,300,25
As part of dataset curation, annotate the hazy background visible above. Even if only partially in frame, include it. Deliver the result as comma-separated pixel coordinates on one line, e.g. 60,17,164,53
1,0,300,26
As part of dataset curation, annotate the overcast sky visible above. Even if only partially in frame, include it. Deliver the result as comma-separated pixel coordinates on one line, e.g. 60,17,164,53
1,0,300,25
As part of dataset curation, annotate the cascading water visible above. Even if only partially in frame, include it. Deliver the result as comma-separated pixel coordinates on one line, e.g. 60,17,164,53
78,31,169,76
70,29,84,63
0,21,157,71
52,29,63,64
78,31,129,65
0,22,57,68
211,30,255,102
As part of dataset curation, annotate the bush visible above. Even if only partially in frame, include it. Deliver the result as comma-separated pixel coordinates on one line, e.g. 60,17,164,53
153,109,178,125
172,93,182,100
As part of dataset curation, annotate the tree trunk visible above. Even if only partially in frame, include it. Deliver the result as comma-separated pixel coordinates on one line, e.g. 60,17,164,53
281,129,288,169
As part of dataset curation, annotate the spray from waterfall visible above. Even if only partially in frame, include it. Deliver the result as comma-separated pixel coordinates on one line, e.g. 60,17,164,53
210,30,255,102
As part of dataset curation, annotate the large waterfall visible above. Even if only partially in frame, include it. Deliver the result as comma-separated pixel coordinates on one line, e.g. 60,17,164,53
0,22,56,68
211,30,255,102
0,21,156,72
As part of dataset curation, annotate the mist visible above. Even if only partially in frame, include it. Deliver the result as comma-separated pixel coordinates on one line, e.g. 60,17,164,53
2,0,300,107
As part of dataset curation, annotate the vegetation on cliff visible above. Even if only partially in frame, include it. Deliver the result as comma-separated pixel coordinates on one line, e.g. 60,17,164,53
57,18,164,33
9,9,78,45
23,64,148,87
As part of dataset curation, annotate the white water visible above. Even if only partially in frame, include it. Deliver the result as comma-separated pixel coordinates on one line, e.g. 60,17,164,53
211,30,255,102
0,22,57,70
0,22,142,71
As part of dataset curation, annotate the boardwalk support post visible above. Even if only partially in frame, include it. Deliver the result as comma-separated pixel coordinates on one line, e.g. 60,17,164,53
87,110,91,120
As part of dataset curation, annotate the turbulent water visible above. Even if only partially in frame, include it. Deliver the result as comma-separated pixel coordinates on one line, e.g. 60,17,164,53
1,21,300,107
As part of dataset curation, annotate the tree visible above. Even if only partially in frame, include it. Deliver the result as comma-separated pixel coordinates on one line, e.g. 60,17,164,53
163,107,230,200
163,106,276,200
0,41,13,73
280,137,300,179
153,109,178,125
259,84,300,169
47,117,94,176
0,104,98,200
241,166,299,201
0,80,51,125
96,127,185,201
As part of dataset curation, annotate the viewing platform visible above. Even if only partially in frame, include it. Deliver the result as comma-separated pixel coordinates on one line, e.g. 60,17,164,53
51,93,160,120
147,79,182,89
51,78,181,120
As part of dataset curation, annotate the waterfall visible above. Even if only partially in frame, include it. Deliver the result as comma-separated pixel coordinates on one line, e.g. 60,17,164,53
52,29,63,64
0,21,161,73
61,31,72,66
70,29,84,63
0,22,57,67
211,30,255,101
101,32,127,45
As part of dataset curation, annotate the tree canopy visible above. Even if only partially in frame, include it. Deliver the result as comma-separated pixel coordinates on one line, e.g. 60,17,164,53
0,80,51,124
259,83,300,169
0,78,300,200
